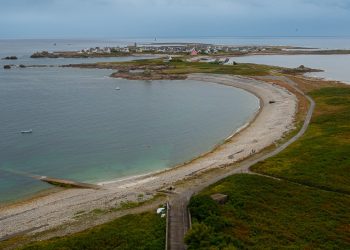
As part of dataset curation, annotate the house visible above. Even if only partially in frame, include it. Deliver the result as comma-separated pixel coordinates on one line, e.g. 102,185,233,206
163,55,173,63
121,47,130,53
190,48,198,56
204,49,211,54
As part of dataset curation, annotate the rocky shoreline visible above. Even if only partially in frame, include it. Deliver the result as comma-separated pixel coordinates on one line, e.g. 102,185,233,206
110,71,186,80
281,65,324,74
30,51,132,58
66,62,187,80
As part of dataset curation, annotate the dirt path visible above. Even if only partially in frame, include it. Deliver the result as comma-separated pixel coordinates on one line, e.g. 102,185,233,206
167,75,315,250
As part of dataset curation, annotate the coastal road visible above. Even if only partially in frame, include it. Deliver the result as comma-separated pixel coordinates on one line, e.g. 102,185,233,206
167,75,315,250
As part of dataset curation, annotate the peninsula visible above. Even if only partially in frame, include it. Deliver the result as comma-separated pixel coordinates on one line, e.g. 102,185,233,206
1,59,297,244
1,54,349,250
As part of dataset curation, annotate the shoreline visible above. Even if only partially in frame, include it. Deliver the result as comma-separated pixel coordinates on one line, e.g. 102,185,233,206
76,84,261,186
100,105,261,188
304,73,350,85
0,88,260,208
0,74,297,240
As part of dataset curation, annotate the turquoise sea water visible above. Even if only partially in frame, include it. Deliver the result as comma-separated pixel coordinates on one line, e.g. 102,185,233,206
0,66,259,203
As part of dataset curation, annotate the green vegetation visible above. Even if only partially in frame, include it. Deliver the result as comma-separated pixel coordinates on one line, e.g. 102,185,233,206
76,58,280,77
252,87,350,194
118,200,141,210
163,60,278,76
186,174,350,250
186,85,350,249
13,61,349,250
19,212,165,250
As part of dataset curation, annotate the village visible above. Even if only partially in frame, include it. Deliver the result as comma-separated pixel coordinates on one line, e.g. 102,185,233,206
29,43,349,59
79,43,277,56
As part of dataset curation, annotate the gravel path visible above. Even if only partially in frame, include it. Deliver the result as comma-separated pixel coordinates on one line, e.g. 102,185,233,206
166,75,314,250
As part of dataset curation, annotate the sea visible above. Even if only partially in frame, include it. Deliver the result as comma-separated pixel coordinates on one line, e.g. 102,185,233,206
0,40,261,204
0,37,349,204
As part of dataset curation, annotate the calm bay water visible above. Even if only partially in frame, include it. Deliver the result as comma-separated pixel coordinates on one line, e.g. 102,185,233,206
150,36,350,49
229,55,350,84
1,37,349,204
0,66,259,203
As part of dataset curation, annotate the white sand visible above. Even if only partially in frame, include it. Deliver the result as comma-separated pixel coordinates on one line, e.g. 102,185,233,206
0,74,297,239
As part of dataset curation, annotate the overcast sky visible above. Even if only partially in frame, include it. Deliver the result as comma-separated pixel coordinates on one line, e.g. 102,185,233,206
1,0,350,38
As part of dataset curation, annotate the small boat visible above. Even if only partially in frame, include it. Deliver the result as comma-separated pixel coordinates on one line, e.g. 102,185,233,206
115,87,121,90
21,129,33,134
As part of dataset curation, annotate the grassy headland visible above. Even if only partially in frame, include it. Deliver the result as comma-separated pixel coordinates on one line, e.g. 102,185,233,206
67,58,282,80
252,86,350,194
186,79,350,249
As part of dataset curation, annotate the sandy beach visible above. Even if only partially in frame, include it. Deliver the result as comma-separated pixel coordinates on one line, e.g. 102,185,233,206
0,74,297,240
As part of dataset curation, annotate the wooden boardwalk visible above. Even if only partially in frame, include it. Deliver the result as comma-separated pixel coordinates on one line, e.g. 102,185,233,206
168,195,191,250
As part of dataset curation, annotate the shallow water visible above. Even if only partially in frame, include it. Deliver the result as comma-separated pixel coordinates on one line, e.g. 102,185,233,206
229,55,350,84
0,66,259,203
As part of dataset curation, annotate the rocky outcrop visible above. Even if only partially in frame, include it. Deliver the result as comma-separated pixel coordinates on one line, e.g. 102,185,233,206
2,56,18,60
281,65,323,74
3,65,11,69
31,51,59,58
111,71,186,80
31,50,130,58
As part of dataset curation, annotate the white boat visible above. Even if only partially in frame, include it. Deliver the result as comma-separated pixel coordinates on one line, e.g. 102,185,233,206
21,129,33,134
115,87,121,90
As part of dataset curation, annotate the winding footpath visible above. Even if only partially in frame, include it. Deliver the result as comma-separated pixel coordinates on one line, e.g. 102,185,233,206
167,75,315,250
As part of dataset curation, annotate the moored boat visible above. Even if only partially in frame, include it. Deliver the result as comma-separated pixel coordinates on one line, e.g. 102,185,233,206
21,129,33,134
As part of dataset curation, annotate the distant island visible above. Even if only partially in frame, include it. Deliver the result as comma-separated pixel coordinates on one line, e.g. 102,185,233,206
66,57,323,81
30,43,350,59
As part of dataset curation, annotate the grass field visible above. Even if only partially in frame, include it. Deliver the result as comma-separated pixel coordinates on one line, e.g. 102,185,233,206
186,84,350,249
252,87,350,194
19,212,165,250
74,58,280,77
163,60,279,76
186,174,350,250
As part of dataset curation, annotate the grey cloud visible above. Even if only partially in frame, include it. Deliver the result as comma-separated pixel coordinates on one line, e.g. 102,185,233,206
0,0,349,38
